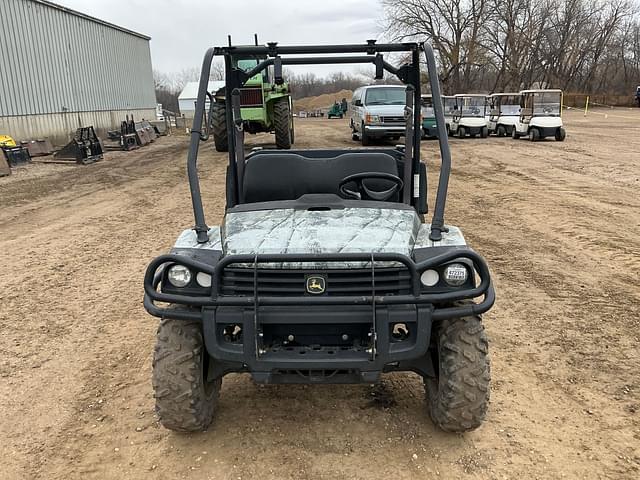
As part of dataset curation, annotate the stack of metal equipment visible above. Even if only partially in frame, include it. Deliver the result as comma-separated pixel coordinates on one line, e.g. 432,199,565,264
54,127,104,164
1,135,32,176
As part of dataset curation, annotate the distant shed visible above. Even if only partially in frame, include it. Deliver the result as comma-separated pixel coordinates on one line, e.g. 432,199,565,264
178,81,225,120
0,0,157,145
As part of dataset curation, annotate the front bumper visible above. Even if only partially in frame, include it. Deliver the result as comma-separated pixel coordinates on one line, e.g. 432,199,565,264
422,122,438,137
143,250,495,383
363,125,406,137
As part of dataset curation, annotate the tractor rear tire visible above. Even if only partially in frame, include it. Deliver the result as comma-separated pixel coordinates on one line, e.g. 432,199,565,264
529,128,540,141
425,311,490,433
274,98,293,149
555,127,566,142
152,317,222,432
212,102,229,152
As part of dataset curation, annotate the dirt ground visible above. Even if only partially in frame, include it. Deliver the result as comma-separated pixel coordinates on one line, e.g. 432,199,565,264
1,108,639,480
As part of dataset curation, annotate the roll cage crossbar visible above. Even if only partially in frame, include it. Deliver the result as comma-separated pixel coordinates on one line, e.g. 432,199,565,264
187,40,452,243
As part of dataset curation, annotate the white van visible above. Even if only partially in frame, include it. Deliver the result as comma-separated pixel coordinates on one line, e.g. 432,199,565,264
350,85,406,145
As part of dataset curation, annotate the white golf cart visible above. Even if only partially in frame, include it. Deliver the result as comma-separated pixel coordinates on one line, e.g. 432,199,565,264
450,94,488,138
441,95,456,136
487,93,521,136
512,89,566,141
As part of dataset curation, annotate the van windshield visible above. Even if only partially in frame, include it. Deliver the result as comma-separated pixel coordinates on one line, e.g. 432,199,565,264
364,87,406,106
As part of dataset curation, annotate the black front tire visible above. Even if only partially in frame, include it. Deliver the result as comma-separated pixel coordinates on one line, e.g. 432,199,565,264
425,313,490,433
496,125,506,137
212,102,229,152
555,127,566,141
361,123,371,146
457,126,466,139
480,126,488,138
512,128,521,139
529,127,540,141
274,98,293,149
153,318,222,432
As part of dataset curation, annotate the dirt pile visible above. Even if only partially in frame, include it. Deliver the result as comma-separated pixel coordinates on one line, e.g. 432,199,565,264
293,89,353,112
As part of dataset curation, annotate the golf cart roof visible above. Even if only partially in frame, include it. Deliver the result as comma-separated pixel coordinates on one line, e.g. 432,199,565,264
489,92,520,97
454,94,487,98
520,89,562,94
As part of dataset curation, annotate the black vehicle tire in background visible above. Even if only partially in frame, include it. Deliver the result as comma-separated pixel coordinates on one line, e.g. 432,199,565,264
480,126,489,138
425,311,490,433
153,317,222,432
457,126,466,139
512,128,521,139
212,102,229,152
361,123,372,146
555,127,566,142
274,98,293,149
496,125,506,137
529,127,540,141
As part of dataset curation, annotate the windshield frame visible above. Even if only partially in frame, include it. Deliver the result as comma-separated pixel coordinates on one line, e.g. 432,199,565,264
454,96,486,117
527,91,562,117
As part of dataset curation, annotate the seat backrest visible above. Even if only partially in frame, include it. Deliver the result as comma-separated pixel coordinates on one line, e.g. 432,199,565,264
242,152,399,203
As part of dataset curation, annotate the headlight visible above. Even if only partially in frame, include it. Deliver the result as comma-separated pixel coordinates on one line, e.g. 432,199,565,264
420,269,439,287
443,263,468,286
196,272,212,288
365,114,380,124
167,264,192,287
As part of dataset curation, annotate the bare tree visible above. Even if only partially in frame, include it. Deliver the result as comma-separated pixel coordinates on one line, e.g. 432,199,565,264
382,0,640,100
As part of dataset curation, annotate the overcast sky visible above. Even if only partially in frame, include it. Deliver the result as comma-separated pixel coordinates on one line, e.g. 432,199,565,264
54,0,386,78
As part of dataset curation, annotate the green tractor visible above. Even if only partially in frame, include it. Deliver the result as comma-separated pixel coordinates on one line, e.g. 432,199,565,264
211,55,294,151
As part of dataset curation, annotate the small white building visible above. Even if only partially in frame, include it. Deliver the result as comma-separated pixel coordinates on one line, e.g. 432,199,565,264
178,81,225,119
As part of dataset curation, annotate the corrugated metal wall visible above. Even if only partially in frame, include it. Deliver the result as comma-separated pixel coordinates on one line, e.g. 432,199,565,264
0,0,156,117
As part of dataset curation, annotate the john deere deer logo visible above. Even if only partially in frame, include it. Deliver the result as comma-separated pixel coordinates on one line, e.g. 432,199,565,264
306,276,326,294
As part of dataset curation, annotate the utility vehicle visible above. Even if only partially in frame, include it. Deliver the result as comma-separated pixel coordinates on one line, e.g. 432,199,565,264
144,40,495,434
512,89,566,141
211,36,294,151
327,102,344,119
450,94,489,138
487,93,521,136
420,94,438,138
350,85,406,145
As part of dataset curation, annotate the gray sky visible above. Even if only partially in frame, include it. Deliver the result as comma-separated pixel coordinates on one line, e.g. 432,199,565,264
54,0,385,78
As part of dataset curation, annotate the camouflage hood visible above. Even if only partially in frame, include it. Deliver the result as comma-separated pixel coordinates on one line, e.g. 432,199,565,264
221,208,421,256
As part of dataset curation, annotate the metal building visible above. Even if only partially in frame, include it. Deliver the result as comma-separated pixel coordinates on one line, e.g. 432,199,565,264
0,0,157,145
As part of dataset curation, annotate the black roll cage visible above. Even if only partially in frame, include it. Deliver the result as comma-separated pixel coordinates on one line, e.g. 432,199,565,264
186,40,452,243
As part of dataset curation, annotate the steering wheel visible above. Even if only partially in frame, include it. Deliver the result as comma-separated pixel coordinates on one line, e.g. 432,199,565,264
338,172,404,201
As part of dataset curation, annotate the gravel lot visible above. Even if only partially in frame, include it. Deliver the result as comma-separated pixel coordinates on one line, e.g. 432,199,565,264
1,109,639,479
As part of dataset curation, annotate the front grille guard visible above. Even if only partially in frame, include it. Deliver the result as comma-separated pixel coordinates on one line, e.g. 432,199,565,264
143,250,495,321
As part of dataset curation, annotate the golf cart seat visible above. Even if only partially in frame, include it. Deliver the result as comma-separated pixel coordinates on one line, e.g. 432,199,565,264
242,152,400,203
